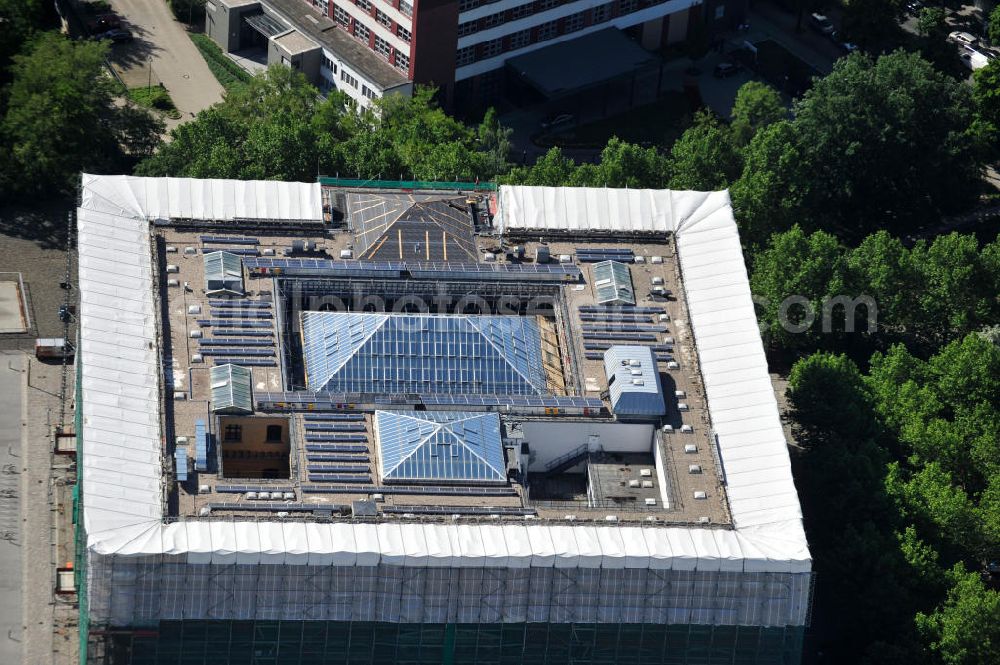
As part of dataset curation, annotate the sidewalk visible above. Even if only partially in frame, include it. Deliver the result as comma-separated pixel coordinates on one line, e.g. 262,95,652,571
108,0,224,129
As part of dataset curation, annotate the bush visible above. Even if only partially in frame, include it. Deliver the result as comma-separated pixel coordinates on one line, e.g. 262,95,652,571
129,85,181,119
188,33,252,90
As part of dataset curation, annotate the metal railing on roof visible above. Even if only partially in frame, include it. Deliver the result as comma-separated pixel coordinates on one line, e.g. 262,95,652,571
318,177,496,192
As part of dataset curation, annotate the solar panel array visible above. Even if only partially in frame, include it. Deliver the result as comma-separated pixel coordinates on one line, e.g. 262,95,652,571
579,307,665,315
381,506,536,516
304,422,367,432
197,319,272,328
215,485,295,494
308,474,372,483
256,391,604,414
575,247,635,263
304,433,367,442
301,485,518,496
194,420,209,472
208,310,272,319
242,258,581,282
201,235,259,245
305,444,369,453
299,414,373,486
208,299,271,308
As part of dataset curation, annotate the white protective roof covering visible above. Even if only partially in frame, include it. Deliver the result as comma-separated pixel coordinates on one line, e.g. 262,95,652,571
80,174,322,222
78,175,321,539
496,186,675,234
79,177,808,575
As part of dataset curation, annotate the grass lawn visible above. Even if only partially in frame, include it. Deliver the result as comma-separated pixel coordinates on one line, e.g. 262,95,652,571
189,32,253,90
128,86,182,119
534,92,694,150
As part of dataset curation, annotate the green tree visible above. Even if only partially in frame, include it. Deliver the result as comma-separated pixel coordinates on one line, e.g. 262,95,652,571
843,231,921,343
841,0,904,49
730,120,806,249
500,147,579,186
2,33,162,195
789,51,982,239
139,66,337,180
749,226,845,349
916,6,947,37
476,108,512,178
666,110,741,190
972,61,1000,160
729,81,786,147
787,352,880,443
989,5,1000,45
916,566,1000,665
0,0,44,78
586,137,671,188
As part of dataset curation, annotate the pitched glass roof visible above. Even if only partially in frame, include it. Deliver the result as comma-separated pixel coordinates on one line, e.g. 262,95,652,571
204,251,244,295
374,410,506,483
210,363,253,414
593,260,635,305
301,312,548,395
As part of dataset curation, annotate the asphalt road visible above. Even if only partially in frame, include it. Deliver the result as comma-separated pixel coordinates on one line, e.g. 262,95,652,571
109,0,224,127
0,352,23,665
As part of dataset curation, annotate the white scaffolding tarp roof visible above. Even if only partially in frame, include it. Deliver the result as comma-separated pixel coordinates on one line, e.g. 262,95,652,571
79,178,809,576
80,174,323,222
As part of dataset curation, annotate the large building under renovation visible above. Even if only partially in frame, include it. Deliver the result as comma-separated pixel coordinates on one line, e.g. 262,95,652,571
74,176,811,664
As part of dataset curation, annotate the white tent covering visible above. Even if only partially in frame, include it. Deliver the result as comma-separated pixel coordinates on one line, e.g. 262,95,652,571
79,177,810,626
80,174,323,222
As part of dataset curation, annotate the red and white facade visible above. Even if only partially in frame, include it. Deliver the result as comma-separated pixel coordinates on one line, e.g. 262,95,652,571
256,0,744,108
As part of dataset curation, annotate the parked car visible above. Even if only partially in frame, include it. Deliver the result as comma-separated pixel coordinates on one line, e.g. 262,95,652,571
540,113,575,130
948,31,978,47
713,62,740,78
960,45,990,70
830,31,858,53
94,28,133,43
906,0,924,15
809,13,835,36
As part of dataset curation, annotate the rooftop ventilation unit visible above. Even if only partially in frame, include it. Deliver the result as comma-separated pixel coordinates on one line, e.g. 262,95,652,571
693,491,707,500
684,444,697,453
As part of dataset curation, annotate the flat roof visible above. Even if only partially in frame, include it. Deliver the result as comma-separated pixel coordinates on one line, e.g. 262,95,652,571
272,29,320,56
77,176,809,576
263,0,408,90
507,28,659,98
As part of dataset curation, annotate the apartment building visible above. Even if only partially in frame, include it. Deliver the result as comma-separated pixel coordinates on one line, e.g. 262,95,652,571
207,0,745,110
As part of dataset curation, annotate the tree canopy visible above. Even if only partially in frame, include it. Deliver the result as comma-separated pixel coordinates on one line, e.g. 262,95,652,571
136,73,511,182
1,32,163,197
